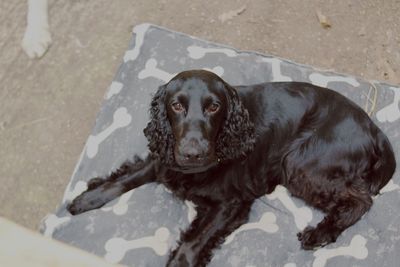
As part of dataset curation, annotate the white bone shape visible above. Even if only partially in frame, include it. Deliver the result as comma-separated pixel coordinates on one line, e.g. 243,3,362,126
379,179,400,194
185,200,197,223
104,227,170,263
124,23,150,62
22,0,52,58
42,214,71,237
138,58,224,82
261,58,293,82
105,82,123,99
101,190,134,215
267,185,313,230
376,87,400,123
187,46,237,59
224,212,278,245
63,181,87,204
309,73,360,87
312,235,368,267
86,107,132,158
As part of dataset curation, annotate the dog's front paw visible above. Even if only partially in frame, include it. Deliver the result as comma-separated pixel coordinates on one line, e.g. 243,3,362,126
21,25,52,58
67,187,108,215
297,226,338,250
166,253,190,267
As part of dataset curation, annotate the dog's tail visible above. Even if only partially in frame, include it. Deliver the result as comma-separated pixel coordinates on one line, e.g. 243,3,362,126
368,130,396,195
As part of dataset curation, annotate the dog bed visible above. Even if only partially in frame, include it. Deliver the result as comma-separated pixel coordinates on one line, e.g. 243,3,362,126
40,23,400,267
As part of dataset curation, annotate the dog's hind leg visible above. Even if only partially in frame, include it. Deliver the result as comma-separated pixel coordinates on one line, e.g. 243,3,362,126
297,186,372,250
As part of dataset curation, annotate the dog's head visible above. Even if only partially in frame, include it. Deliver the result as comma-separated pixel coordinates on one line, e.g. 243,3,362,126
144,70,255,173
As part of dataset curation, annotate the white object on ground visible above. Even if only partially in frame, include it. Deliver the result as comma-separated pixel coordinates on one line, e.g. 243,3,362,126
22,0,52,58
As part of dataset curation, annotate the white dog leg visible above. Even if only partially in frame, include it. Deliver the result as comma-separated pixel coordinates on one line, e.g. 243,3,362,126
104,227,170,263
224,212,278,245
312,235,368,267
267,185,313,230
22,0,52,58
86,107,132,158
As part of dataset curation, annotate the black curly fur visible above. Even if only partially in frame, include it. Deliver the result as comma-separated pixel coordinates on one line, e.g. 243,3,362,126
144,85,176,165
216,83,256,161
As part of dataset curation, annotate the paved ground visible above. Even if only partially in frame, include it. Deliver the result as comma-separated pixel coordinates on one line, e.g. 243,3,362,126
0,0,399,230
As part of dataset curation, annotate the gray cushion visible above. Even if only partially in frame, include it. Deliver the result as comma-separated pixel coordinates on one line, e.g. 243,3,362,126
40,23,400,267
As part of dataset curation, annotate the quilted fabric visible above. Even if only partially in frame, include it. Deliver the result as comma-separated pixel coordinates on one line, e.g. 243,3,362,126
40,24,400,267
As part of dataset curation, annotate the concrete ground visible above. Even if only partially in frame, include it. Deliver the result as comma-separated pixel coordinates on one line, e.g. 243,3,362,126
0,0,399,230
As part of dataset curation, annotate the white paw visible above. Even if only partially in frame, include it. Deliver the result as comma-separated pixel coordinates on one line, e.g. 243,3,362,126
22,25,52,58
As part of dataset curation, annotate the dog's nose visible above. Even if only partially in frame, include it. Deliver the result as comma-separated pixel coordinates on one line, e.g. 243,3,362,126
182,147,203,160
181,138,208,161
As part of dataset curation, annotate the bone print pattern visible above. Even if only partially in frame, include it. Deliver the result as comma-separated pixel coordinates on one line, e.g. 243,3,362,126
86,107,132,158
138,58,224,82
224,212,279,245
104,227,171,263
312,235,368,267
101,190,134,215
43,24,400,267
267,185,313,230
376,87,400,123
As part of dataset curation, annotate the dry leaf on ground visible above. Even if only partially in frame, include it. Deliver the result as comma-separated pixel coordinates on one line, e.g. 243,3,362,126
316,9,331,29
218,5,247,23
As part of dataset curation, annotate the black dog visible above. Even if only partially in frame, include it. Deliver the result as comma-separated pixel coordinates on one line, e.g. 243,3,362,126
68,70,396,266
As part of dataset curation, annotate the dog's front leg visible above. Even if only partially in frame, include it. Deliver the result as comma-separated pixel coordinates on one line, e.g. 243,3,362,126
167,202,252,267
67,158,159,215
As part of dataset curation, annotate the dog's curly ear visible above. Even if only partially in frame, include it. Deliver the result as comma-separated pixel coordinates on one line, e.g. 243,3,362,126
216,84,256,161
144,85,175,165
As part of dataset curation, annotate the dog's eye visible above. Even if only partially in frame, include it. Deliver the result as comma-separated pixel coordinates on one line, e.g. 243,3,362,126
206,103,220,113
172,103,185,113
